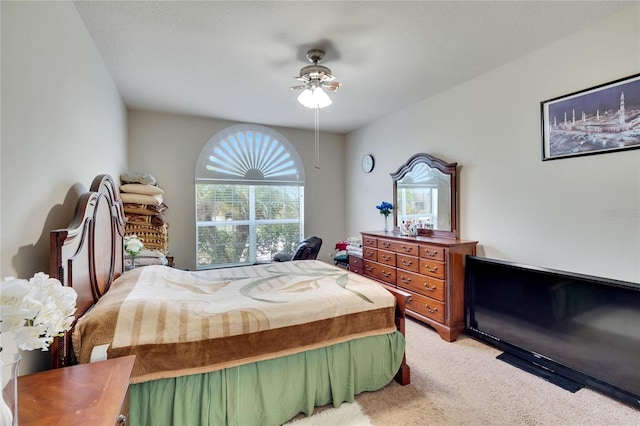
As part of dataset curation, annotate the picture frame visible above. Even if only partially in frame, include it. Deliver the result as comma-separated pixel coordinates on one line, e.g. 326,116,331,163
541,73,640,160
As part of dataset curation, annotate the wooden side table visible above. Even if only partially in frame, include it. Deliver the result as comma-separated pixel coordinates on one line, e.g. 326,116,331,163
18,355,135,426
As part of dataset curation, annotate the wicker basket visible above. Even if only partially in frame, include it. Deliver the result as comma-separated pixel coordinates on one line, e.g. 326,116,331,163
125,223,169,253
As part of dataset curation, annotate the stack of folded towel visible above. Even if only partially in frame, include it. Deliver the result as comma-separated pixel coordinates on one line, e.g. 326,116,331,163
120,172,170,261
346,236,363,258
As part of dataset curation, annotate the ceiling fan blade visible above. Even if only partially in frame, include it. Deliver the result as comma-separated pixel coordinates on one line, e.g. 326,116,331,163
324,81,342,92
291,85,306,91
320,73,336,82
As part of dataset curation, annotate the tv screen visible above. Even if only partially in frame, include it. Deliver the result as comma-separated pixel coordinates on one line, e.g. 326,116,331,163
465,255,640,408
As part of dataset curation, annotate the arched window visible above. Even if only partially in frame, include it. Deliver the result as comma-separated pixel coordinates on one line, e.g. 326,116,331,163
195,124,305,269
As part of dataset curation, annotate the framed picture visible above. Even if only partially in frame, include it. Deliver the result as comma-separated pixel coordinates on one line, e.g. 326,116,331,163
541,73,640,160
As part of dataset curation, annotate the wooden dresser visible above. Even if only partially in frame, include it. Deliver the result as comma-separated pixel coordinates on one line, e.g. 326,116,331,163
361,231,477,342
18,355,135,425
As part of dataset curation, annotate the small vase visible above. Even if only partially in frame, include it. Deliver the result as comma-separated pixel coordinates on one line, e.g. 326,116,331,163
125,256,136,271
384,215,389,232
1,353,21,426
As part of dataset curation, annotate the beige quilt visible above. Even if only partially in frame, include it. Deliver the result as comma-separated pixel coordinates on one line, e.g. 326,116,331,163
73,260,397,383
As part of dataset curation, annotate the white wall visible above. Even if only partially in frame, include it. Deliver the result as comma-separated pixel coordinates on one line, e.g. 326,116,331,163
346,6,640,283
1,1,127,373
127,110,345,270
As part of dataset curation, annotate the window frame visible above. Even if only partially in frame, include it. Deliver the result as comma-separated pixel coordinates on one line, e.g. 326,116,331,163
195,125,305,270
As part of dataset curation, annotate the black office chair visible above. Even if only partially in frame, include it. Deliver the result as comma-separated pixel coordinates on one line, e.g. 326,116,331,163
291,236,323,261
273,236,323,262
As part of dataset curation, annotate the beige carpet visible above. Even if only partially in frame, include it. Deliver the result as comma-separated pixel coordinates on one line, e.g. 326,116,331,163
295,318,639,425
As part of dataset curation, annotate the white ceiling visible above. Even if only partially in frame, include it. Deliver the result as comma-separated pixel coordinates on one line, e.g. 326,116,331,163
74,1,635,134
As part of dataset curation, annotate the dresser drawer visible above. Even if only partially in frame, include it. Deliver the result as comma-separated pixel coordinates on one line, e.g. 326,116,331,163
420,259,446,279
377,238,395,251
363,247,378,261
397,270,445,301
383,240,420,256
407,292,445,323
363,260,396,285
420,244,446,261
377,249,396,267
119,387,131,425
363,236,378,247
349,256,363,275
396,254,419,272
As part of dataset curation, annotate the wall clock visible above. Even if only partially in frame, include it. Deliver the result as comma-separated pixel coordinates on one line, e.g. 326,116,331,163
361,154,375,173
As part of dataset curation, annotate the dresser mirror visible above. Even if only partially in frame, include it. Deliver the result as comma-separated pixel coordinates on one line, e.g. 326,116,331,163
390,153,458,239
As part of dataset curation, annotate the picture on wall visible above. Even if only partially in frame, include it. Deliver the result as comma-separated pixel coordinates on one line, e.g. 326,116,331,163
541,73,640,160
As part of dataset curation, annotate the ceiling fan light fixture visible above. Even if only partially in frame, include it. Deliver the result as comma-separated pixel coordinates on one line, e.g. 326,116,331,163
292,48,341,109
297,86,332,109
291,48,342,169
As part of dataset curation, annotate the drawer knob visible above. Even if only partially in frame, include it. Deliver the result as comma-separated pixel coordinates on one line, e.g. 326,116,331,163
400,276,412,284
401,259,413,266
425,250,438,257
365,265,373,272
423,284,436,292
425,304,438,313
382,242,391,248
425,266,438,273
402,246,413,253
382,255,391,261
382,271,391,277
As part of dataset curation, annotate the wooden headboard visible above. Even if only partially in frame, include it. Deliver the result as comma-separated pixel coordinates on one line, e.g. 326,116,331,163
49,174,125,368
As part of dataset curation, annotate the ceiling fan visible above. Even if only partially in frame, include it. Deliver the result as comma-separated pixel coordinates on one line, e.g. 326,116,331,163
291,48,341,108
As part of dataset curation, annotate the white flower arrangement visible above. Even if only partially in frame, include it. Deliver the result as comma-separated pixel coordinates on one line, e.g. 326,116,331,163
124,234,144,258
0,273,77,351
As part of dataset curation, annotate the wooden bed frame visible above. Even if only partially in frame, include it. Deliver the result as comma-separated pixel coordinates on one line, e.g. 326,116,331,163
49,175,125,368
49,174,410,385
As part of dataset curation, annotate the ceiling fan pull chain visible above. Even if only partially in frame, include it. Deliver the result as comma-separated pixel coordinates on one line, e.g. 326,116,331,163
315,107,320,169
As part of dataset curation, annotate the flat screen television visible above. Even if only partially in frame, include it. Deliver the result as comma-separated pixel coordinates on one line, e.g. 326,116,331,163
465,255,640,408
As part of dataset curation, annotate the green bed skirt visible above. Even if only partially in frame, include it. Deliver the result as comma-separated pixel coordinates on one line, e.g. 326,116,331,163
129,330,405,426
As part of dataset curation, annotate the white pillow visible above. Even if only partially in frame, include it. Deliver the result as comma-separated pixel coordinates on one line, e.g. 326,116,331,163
120,183,164,195
120,192,163,206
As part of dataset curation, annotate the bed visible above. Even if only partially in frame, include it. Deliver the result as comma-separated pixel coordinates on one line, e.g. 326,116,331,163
49,174,410,425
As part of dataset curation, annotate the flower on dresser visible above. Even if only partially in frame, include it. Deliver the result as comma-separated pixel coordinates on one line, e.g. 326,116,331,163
376,201,394,217
0,273,77,351
124,234,144,258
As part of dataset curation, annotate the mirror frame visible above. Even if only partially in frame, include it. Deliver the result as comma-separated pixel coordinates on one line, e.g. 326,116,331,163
390,153,458,239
